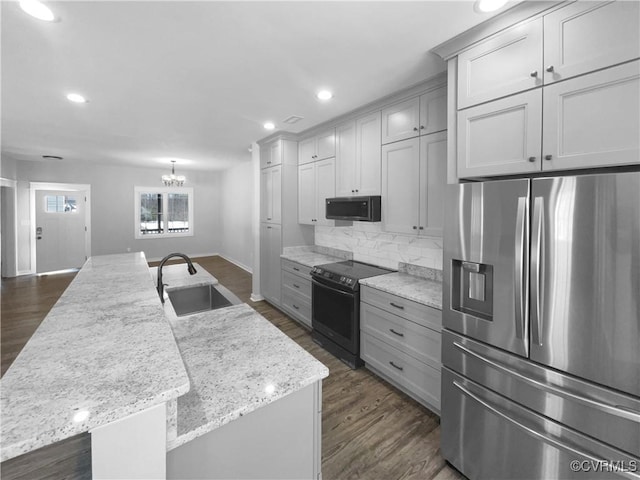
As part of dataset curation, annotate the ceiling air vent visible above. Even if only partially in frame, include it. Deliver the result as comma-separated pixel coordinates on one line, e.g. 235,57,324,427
282,115,304,125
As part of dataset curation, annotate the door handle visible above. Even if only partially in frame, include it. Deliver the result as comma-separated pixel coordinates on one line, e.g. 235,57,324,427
514,197,528,340
531,197,544,347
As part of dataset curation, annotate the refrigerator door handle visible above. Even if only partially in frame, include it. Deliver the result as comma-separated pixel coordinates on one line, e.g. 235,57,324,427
514,197,528,340
452,380,640,479
453,340,640,422
531,196,544,346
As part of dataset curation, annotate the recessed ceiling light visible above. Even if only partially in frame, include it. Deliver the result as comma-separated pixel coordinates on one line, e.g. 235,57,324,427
317,90,333,101
19,0,55,21
66,93,87,103
263,122,275,130
475,0,508,13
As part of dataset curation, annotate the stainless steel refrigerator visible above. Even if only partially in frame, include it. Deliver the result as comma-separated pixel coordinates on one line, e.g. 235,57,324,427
441,171,640,480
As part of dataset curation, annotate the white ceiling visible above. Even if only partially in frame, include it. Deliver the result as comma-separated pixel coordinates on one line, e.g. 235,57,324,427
1,1,512,172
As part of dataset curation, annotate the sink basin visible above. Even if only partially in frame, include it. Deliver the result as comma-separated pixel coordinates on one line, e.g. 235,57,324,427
167,284,239,317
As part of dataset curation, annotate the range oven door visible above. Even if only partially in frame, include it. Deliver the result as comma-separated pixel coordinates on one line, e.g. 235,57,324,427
311,277,358,354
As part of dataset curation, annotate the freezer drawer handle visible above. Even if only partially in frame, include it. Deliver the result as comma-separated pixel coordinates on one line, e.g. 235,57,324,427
453,341,640,422
451,380,634,476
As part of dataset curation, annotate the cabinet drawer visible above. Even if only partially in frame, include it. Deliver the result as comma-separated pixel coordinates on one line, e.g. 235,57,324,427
361,332,441,413
282,270,311,300
361,285,441,332
281,259,312,278
361,302,441,370
282,287,311,329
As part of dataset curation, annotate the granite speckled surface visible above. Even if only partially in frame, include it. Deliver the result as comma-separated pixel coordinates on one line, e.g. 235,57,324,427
167,303,329,451
281,245,352,268
398,262,443,282
360,272,442,310
0,252,191,462
149,262,218,289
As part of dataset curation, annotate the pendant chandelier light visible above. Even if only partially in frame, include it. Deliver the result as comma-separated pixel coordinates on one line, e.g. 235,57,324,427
162,160,185,186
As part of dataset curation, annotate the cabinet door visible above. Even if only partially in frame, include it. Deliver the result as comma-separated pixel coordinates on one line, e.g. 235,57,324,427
316,129,336,161
356,111,382,196
382,138,420,234
298,137,316,165
381,97,420,144
335,121,357,197
542,60,640,171
419,132,447,236
544,1,640,85
260,143,271,169
260,168,272,222
457,89,542,178
419,87,447,135
269,140,282,167
298,163,316,225
315,158,335,227
261,223,282,305
270,166,282,224
457,18,543,109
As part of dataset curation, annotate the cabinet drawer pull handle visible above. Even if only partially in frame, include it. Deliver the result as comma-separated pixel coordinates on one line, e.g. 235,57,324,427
293,284,300,289
389,328,404,337
293,304,299,310
293,267,300,272
544,155,553,161
546,65,554,73
390,302,405,310
267,217,272,220
530,71,538,78
528,156,536,162
389,361,404,371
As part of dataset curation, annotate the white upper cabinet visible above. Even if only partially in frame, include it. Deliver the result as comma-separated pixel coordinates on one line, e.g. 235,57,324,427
260,165,282,224
298,129,335,164
335,112,382,197
335,121,357,197
298,158,335,226
457,89,542,178
382,132,447,236
382,98,421,144
543,1,640,85
382,88,447,144
542,60,640,171
260,139,283,169
457,19,543,109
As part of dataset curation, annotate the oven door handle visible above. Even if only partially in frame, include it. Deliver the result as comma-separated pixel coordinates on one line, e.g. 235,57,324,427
312,277,354,295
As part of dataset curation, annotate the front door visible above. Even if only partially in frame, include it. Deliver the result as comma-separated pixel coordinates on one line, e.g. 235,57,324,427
35,189,87,273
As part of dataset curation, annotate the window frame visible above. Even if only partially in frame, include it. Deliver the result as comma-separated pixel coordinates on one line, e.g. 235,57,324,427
134,186,194,239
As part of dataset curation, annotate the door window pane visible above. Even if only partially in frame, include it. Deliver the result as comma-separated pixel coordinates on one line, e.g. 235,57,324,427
168,193,189,233
140,193,163,235
45,195,77,213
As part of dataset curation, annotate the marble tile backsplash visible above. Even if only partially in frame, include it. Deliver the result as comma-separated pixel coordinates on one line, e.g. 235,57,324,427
315,223,443,271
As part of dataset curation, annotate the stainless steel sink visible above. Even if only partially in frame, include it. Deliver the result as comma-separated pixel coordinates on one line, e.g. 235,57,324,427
167,283,240,317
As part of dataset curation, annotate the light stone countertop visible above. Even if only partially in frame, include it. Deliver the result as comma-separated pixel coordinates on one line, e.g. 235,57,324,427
360,272,443,310
149,262,218,289
0,252,191,462
281,251,345,268
167,303,329,451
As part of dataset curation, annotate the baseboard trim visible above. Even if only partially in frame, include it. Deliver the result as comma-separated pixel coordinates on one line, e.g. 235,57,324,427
217,254,253,274
250,293,264,302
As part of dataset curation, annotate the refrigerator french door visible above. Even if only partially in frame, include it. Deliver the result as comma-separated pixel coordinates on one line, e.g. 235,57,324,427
442,172,640,480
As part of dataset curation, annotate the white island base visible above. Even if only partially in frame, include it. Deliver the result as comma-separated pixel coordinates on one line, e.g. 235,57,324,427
167,381,322,479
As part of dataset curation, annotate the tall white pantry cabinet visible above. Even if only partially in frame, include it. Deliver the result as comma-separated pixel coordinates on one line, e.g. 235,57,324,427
258,136,312,306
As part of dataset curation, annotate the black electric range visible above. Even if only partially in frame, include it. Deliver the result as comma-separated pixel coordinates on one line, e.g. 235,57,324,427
310,260,393,368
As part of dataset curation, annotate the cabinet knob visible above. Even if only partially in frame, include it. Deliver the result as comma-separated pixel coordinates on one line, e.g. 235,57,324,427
420,125,425,130
351,190,355,193
546,65,554,73
412,226,417,230
419,226,424,230
544,154,553,161
528,156,536,162
267,217,272,220
355,189,359,193
413,127,419,132
530,71,538,78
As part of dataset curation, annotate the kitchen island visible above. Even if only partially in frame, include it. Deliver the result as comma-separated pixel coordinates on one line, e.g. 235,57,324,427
0,252,328,479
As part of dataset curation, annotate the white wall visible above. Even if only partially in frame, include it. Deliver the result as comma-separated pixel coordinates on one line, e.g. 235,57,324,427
218,159,254,272
315,223,443,270
12,159,223,269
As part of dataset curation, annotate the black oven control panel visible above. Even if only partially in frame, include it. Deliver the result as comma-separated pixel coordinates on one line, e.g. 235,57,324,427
311,267,356,289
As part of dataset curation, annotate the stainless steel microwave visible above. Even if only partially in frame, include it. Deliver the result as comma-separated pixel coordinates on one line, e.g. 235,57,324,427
325,196,381,222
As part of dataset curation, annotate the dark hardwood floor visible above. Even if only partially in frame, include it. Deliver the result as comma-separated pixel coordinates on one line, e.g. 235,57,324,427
1,255,463,480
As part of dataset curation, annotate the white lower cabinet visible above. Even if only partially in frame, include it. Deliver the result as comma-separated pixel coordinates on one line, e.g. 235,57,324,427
360,285,442,414
281,259,313,329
